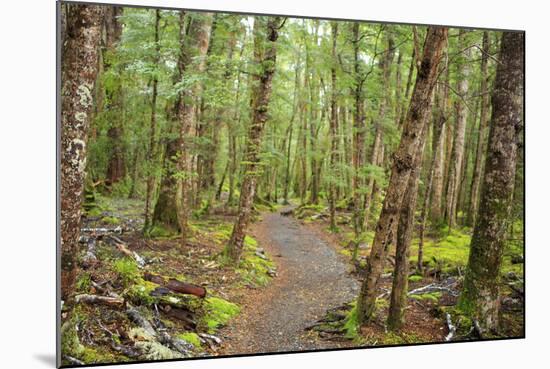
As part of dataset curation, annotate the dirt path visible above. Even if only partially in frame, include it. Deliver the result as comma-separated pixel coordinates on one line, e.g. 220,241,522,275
220,208,359,355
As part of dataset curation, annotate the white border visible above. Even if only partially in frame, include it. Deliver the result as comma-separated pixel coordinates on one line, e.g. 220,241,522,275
1,1,547,368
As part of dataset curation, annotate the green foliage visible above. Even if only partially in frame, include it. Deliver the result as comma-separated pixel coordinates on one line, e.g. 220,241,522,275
101,216,121,225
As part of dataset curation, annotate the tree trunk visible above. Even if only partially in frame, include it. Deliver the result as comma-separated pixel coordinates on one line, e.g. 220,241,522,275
363,34,394,231
104,6,126,188
351,22,367,247
445,30,471,229
356,27,448,324
458,31,523,332
60,4,104,301
175,13,213,242
429,62,449,222
468,31,491,226
223,17,283,263
328,22,339,231
143,9,161,232
388,111,430,330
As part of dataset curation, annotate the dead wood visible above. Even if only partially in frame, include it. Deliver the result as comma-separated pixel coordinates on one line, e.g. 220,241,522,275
75,294,125,307
444,313,456,341
144,272,207,298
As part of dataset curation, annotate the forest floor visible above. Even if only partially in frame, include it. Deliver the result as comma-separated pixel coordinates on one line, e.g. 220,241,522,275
62,196,524,366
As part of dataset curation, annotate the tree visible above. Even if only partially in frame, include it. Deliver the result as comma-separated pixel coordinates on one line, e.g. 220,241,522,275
356,26,448,324
175,12,213,242
60,4,104,301
104,6,126,188
143,9,161,232
328,22,339,231
458,31,524,332
223,16,284,263
445,30,472,229
468,31,491,226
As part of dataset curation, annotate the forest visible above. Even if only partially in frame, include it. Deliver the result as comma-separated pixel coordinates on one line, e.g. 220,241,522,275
59,3,524,366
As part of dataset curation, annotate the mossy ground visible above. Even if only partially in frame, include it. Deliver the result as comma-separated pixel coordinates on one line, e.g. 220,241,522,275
64,194,277,364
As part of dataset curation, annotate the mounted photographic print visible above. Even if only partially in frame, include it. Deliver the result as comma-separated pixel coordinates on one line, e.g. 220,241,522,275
57,0,525,367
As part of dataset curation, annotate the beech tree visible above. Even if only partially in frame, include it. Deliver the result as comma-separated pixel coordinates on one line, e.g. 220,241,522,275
223,16,284,263
458,31,524,332
356,27,448,324
60,4,104,301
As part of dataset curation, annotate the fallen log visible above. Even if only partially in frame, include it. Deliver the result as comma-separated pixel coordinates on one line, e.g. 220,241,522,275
144,272,207,298
81,226,123,235
280,209,294,216
161,305,197,329
75,294,124,307
408,283,458,297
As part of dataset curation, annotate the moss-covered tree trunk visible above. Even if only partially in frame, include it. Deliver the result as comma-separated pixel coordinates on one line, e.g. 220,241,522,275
458,31,524,332
143,9,161,232
60,4,104,301
356,27,448,324
175,13,213,242
224,16,283,264
388,115,430,330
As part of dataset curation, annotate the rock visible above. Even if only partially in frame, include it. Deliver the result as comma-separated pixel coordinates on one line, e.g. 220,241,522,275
511,254,524,264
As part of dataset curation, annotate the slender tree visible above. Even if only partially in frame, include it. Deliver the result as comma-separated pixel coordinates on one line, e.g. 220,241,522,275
356,27,448,324
223,16,284,263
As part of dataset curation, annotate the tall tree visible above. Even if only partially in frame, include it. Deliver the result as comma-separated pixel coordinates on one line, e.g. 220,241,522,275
328,22,339,231
468,31,491,226
104,6,126,188
445,30,472,229
143,9,161,232
458,31,524,332
223,16,284,263
175,13,213,242
356,27,448,324
60,4,105,301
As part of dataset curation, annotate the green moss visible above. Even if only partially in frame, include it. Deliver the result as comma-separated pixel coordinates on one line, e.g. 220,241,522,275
87,207,103,217
101,216,121,225
410,228,471,273
408,275,423,283
410,292,442,303
177,332,201,348
244,235,258,249
75,272,92,293
201,296,240,333
339,249,352,257
148,224,177,239
127,280,158,306
343,302,360,339
113,258,140,286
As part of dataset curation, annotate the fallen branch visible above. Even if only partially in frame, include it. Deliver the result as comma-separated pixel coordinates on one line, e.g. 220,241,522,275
81,226,123,235
106,235,146,267
408,283,458,297
144,272,206,298
445,313,456,341
64,356,85,366
75,294,124,307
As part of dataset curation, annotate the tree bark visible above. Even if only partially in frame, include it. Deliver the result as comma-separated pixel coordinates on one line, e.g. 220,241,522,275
356,27,448,324
458,31,523,332
388,111,430,330
143,9,161,232
468,31,491,227
328,22,339,231
223,17,283,263
175,13,213,242
445,30,471,229
60,4,104,301
104,6,126,188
